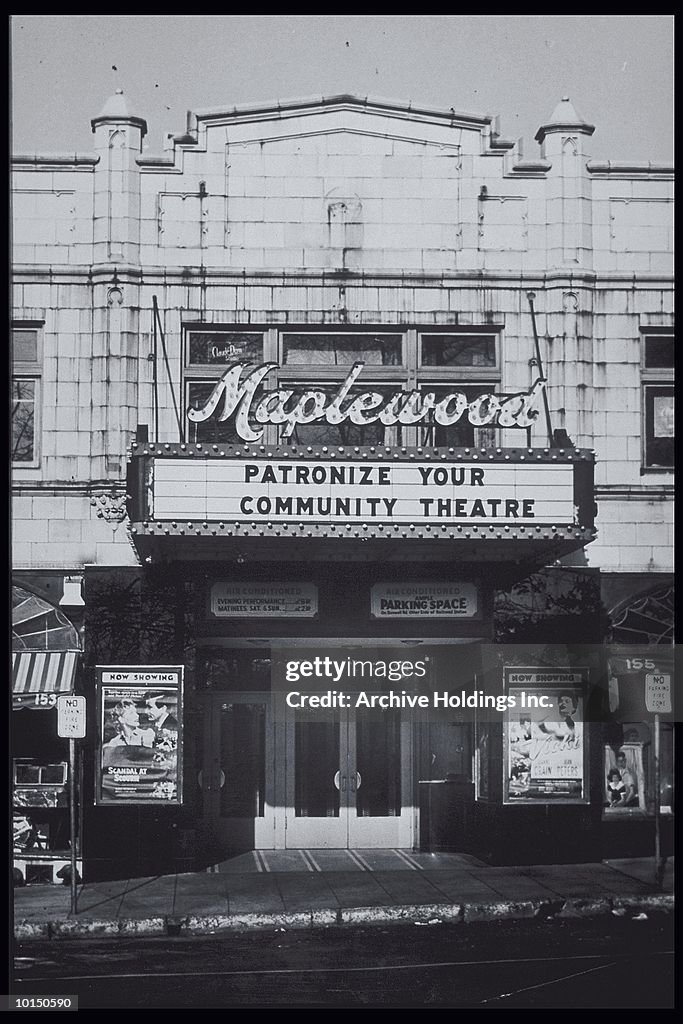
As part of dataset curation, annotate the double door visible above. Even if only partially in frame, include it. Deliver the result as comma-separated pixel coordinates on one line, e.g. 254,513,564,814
200,693,413,852
285,704,413,848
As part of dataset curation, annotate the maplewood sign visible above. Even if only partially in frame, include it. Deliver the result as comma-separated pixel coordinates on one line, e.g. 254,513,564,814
187,361,545,442
126,364,596,545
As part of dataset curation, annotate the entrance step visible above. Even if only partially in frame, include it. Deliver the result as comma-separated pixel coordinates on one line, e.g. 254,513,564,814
208,849,487,873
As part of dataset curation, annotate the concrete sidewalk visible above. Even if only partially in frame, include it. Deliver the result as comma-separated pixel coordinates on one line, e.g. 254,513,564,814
13,851,674,941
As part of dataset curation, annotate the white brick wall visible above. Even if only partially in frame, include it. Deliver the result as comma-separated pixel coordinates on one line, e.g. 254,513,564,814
11,97,673,583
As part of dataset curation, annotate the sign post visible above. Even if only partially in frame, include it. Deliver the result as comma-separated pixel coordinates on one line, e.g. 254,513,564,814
645,672,670,889
68,739,77,914
57,695,86,914
654,713,661,888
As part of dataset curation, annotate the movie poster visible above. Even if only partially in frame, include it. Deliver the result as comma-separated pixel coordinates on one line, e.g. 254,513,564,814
503,671,588,804
96,667,183,805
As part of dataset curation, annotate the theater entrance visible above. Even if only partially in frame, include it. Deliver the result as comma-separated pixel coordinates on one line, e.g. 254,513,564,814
199,691,414,853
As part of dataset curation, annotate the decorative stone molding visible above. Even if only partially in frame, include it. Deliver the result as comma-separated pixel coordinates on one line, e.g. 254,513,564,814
91,490,128,523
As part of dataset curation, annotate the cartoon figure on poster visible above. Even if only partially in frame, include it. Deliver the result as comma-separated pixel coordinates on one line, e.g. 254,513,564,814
506,689,584,801
99,687,180,803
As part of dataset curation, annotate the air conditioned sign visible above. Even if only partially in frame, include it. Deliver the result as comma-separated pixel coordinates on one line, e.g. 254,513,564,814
152,458,575,526
187,361,545,443
210,582,318,618
371,582,479,618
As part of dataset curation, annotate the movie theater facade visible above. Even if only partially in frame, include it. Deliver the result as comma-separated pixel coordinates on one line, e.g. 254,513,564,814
11,93,673,878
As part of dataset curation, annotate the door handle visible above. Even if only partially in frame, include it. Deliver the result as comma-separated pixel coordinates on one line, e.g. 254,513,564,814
334,771,357,792
198,769,224,792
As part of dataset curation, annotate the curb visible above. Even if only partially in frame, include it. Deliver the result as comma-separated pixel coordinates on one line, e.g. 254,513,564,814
14,892,674,941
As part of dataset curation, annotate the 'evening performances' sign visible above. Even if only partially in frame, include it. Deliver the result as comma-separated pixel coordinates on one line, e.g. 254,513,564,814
371,583,479,618
152,458,575,526
210,582,318,618
95,667,183,806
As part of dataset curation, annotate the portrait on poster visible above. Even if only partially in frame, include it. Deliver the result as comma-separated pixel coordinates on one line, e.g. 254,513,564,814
603,743,646,812
95,667,183,805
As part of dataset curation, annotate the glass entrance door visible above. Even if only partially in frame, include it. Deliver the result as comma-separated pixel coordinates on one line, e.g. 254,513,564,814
284,704,413,848
199,685,414,853
200,693,275,853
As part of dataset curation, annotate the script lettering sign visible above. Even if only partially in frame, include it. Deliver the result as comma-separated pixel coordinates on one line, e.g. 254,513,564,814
187,361,545,443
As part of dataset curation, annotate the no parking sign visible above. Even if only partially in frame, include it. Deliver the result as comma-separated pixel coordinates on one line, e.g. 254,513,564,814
57,695,87,738
645,674,672,714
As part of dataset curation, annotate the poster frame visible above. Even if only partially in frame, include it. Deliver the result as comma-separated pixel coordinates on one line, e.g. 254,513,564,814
95,665,184,807
502,667,590,806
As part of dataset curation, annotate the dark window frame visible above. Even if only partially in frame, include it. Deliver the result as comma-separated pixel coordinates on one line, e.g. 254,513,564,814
11,323,42,466
419,331,499,374
640,329,674,472
642,383,674,469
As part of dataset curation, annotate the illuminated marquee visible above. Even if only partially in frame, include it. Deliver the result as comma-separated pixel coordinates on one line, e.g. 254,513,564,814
151,456,576,525
187,361,545,442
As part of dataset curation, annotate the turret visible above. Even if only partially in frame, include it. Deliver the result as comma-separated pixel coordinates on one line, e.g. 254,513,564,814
536,97,594,267
91,89,146,264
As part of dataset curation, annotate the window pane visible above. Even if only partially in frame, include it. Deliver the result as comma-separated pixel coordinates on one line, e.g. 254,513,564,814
287,385,402,446
12,378,35,461
218,702,266,818
283,333,402,366
356,713,401,817
644,386,674,467
12,329,38,364
418,385,498,448
15,764,41,784
421,334,496,367
644,335,674,369
187,332,263,365
198,651,272,692
187,381,244,445
42,764,67,785
295,719,340,817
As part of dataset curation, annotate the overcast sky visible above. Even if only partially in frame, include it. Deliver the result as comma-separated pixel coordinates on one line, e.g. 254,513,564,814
10,15,674,163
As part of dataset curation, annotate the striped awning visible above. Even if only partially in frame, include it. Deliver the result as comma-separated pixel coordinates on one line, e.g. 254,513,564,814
12,650,79,709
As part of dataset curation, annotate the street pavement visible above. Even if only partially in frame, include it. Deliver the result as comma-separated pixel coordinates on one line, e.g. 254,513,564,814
13,850,673,941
